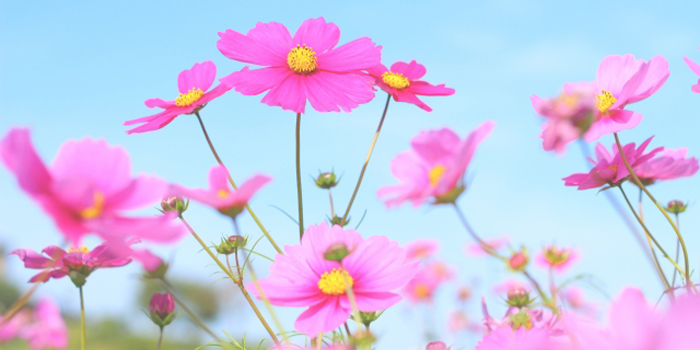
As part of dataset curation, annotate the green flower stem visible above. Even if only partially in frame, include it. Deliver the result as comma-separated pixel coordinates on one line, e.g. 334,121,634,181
614,133,692,290
0,283,40,327
296,112,305,239
671,214,681,289
342,94,392,226
79,287,86,350
156,327,164,350
636,188,673,294
160,279,220,341
194,111,282,255
179,215,280,345
329,189,336,218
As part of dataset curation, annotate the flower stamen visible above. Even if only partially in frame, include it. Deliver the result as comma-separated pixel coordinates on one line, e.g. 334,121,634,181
68,246,90,254
80,192,104,220
175,88,204,107
382,71,410,89
318,268,353,295
287,44,318,74
428,164,447,187
595,89,616,113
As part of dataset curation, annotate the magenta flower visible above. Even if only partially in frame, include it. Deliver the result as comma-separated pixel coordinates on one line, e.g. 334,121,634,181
683,48,700,93
405,239,440,260
0,129,184,252
10,242,136,284
402,266,442,303
563,136,662,190
19,298,68,350
172,164,271,217
534,245,577,273
218,17,381,113
584,55,669,141
634,148,699,185
124,61,232,134
249,223,418,336
474,326,555,350
367,60,455,111
378,121,495,207
465,236,509,256
149,293,176,327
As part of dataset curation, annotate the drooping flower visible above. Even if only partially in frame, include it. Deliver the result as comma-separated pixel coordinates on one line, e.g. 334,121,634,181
405,239,440,260
465,236,509,256
171,164,271,218
19,298,68,350
248,223,418,336
0,129,185,254
563,136,662,190
218,17,381,113
378,121,495,207
634,148,699,185
367,60,455,111
124,61,232,134
10,241,137,285
683,49,700,93
535,245,577,273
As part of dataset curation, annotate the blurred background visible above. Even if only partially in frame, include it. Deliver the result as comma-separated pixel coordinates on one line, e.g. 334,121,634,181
1,0,699,349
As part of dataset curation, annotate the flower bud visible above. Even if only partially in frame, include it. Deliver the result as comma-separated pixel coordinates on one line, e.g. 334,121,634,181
507,249,529,272
329,215,348,227
143,258,169,280
354,311,383,328
216,235,247,255
324,243,351,262
506,287,534,308
161,196,188,215
315,172,340,189
666,200,687,214
426,341,448,350
149,293,175,328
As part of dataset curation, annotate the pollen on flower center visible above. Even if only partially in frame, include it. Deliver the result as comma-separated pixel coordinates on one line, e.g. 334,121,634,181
595,89,617,113
287,44,318,74
607,164,618,172
382,71,410,89
428,164,447,187
317,268,353,295
217,190,229,199
80,192,104,220
68,246,90,254
175,88,204,107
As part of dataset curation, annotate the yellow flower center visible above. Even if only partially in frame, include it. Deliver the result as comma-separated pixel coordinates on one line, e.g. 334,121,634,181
382,71,410,89
544,247,569,266
607,164,618,172
318,268,353,295
428,164,447,187
80,192,104,220
595,89,617,113
68,246,90,254
175,88,204,107
217,189,229,199
287,44,317,74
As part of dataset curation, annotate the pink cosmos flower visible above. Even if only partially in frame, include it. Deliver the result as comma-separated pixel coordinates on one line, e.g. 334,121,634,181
19,298,68,350
218,17,381,113
475,326,556,350
367,60,455,111
0,129,185,255
405,239,440,260
634,148,699,185
465,236,509,256
563,136,662,190
0,310,30,342
584,55,669,141
124,61,232,134
535,245,577,273
683,49,700,93
10,242,136,284
562,287,598,318
402,262,453,303
172,164,271,217
249,223,417,336
493,279,531,295
378,121,496,207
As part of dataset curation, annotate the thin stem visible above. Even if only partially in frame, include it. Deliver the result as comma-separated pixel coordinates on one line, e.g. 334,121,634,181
344,322,352,338
156,327,164,350
671,214,681,288
618,186,685,278
638,188,673,292
0,283,40,327
79,287,86,350
194,111,282,254
296,112,304,239
522,270,551,309
179,215,280,345
328,189,335,218
614,133,691,288
342,94,392,225
343,275,363,331
160,279,220,341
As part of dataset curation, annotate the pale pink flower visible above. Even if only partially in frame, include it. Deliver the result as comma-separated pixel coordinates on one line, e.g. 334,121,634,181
402,262,452,303
19,298,68,349
218,17,381,113
0,129,185,257
535,245,577,273
683,48,700,93
634,148,699,185
563,136,662,190
405,239,440,260
465,236,509,256
0,310,30,342
249,223,417,336
124,61,232,134
562,287,598,317
378,121,495,207
367,60,455,111
448,311,476,333
493,279,531,295
475,326,555,350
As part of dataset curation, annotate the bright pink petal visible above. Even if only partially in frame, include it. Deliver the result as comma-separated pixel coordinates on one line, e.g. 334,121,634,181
93,214,185,244
584,110,642,141
124,109,181,134
9,249,55,269
217,22,292,67
208,164,231,193
177,61,217,93
292,17,340,54
302,71,375,112
408,81,455,96
106,175,168,211
393,89,432,111
144,98,176,109
684,56,700,76
0,128,52,196
627,56,669,104
220,66,293,96
346,291,401,311
390,61,427,80
260,74,308,113
231,174,272,205
317,37,382,72
294,298,350,337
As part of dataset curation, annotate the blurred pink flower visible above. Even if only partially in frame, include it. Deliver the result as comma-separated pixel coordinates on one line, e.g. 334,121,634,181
10,241,136,284
405,239,440,260
635,148,699,185
535,245,577,273
562,287,598,317
378,121,495,207
683,49,700,93
474,326,555,350
426,341,448,350
465,236,509,256
367,60,455,111
218,17,381,113
172,164,271,217
0,129,185,253
0,310,30,342
19,298,68,350
563,136,662,190
124,61,232,134
402,262,453,303
493,279,531,295
249,223,417,336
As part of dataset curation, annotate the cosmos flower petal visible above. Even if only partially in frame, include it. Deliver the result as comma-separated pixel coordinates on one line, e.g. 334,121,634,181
294,298,351,337
217,22,291,66
292,17,340,54
390,60,427,80
177,61,217,94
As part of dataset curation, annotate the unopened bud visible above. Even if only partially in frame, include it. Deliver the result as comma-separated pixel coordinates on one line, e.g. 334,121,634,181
506,288,534,308
149,293,176,328
666,200,687,214
161,196,188,215
507,249,529,272
315,172,340,189
216,236,247,255
324,243,351,262
354,311,383,328
426,341,447,350
329,215,348,227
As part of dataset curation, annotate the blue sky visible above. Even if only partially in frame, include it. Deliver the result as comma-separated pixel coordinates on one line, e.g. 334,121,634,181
2,0,700,348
